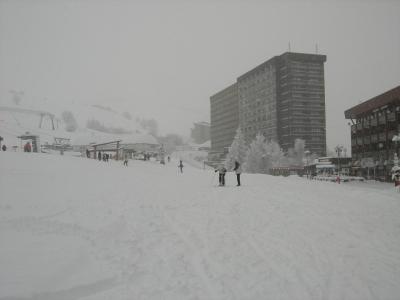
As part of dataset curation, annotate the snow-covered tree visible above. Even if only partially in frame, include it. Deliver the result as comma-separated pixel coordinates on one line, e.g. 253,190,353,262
140,118,158,137
294,139,305,164
62,111,78,132
224,127,248,170
122,111,132,120
244,133,269,173
245,134,286,174
266,139,286,168
157,134,184,154
10,90,23,106
286,138,306,166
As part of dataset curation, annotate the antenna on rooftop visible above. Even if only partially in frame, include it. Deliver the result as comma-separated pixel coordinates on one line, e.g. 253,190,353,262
315,43,319,54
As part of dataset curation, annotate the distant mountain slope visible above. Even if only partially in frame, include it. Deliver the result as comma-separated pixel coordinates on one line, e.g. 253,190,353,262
0,100,156,149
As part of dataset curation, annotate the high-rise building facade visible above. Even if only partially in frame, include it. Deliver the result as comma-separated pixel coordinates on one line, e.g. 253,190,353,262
275,53,327,155
209,83,239,162
237,59,278,143
209,52,327,161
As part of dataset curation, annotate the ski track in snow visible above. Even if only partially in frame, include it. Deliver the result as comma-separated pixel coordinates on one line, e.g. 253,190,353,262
1,152,400,299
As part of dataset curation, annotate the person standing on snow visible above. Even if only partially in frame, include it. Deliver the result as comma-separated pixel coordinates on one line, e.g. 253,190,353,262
178,160,184,173
123,153,129,166
24,142,31,152
215,165,227,186
392,168,400,192
233,160,242,186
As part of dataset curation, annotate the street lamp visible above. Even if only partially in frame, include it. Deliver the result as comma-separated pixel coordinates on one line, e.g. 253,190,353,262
335,145,344,176
392,133,400,168
304,150,311,178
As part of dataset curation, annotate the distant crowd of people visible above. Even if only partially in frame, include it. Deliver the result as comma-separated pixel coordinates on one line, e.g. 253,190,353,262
84,148,174,169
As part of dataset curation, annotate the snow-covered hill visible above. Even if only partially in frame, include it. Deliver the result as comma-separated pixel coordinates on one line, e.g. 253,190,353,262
0,99,156,149
1,152,400,299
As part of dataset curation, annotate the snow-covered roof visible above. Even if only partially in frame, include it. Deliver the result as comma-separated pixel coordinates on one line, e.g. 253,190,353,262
316,164,335,169
71,130,158,146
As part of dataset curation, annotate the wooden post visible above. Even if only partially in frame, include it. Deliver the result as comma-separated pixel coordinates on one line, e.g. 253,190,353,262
116,141,120,160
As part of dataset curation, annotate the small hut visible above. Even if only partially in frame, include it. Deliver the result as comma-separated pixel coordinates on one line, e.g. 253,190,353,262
17,133,40,152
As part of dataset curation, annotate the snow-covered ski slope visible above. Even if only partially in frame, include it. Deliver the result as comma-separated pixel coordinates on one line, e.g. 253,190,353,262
0,100,153,149
1,152,400,300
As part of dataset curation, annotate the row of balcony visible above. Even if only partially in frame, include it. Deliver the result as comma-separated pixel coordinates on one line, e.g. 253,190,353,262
352,112,397,132
351,131,398,146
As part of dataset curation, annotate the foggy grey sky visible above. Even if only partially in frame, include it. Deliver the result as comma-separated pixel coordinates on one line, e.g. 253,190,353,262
0,0,399,152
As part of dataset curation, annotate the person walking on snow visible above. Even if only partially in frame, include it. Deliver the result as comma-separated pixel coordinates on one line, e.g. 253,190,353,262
233,160,242,186
215,165,227,186
178,160,184,173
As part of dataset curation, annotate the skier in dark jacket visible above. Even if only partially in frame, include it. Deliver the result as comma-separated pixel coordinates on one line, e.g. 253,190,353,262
233,161,242,186
98,151,102,161
215,165,227,186
178,160,184,173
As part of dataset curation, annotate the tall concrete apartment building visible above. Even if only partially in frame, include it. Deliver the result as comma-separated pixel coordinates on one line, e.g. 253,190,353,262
209,83,239,161
275,52,327,155
209,52,327,162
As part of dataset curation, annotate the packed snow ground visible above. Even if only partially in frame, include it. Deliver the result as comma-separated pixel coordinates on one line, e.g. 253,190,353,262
1,152,400,300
